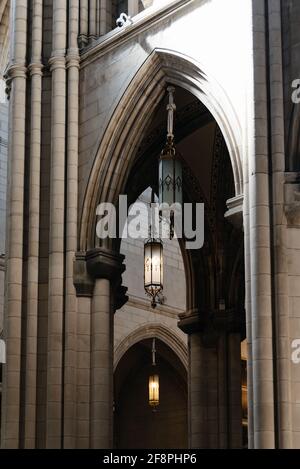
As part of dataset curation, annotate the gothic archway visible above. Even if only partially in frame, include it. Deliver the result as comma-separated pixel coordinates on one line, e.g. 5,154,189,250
79,48,244,252
114,337,188,449
78,48,246,449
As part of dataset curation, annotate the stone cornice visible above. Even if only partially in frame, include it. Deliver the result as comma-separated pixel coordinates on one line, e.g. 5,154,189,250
80,0,193,69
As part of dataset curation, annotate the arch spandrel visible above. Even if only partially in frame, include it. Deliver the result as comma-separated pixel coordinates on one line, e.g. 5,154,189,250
79,48,244,251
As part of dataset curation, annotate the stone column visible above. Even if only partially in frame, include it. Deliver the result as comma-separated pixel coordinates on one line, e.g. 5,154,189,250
76,296,91,448
267,0,292,448
83,248,126,448
99,0,112,36
46,0,67,448
63,0,80,449
249,0,276,449
24,0,43,449
243,171,254,448
91,278,112,448
188,331,208,448
79,0,89,47
1,0,28,449
89,0,97,41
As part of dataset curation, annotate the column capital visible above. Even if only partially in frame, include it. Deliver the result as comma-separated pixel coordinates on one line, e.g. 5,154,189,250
28,62,43,77
178,308,245,342
73,249,128,307
49,54,66,72
86,248,125,280
66,49,80,69
4,63,27,99
5,63,27,80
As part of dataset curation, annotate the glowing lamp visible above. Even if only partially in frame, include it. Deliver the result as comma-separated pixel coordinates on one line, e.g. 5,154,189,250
144,238,163,308
149,374,159,408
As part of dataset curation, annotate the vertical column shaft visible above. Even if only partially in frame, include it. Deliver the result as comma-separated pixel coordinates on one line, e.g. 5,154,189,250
1,0,28,449
91,278,113,448
189,333,207,448
266,0,292,448
250,0,275,448
79,0,89,46
99,0,112,36
243,172,254,448
46,0,67,448
24,0,44,449
76,296,91,448
64,0,80,449
89,0,97,39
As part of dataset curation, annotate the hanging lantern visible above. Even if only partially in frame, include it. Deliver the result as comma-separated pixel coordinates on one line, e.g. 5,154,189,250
149,374,159,408
149,338,159,408
159,86,183,208
144,237,163,308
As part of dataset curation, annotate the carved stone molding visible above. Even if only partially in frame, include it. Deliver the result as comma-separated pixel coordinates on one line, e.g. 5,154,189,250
74,249,128,308
178,308,245,344
284,172,300,227
224,194,244,229
86,247,125,280
73,251,94,297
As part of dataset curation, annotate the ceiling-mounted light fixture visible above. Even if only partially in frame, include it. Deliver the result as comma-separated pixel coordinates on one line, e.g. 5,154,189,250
144,191,163,309
159,86,183,238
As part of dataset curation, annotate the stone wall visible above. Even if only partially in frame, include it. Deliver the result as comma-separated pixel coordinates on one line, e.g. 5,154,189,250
78,0,252,217
115,188,187,365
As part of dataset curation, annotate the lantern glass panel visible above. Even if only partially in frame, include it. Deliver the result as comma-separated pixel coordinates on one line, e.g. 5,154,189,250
159,156,182,206
149,374,159,407
144,240,163,290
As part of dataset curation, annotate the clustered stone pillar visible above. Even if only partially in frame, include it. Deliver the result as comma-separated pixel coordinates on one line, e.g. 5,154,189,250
79,0,118,45
267,0,292,448
180,315,242,449
91,278,113,448
1,0,28,449
247,0,281,449
46,0,67,448
24,0,43,449
74,248,126,449
64,0,80,449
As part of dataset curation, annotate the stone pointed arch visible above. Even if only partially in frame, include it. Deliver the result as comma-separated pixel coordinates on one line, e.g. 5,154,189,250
80,48,243,250
114,323,188,372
